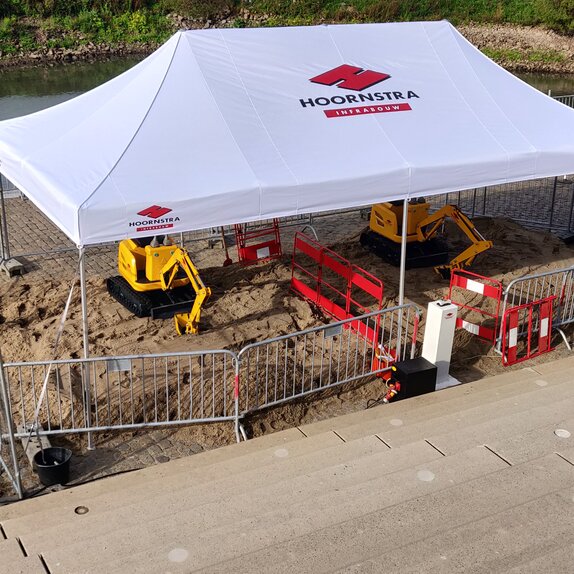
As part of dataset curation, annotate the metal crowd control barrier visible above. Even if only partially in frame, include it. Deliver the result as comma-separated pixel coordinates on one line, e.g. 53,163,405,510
501,296,556,366
553,94,574,109
449,269,503,344
237,304,420,415
501,266,574,332
1,350,240,443
0,353,23,499
291,232,384,338
1,305,420,498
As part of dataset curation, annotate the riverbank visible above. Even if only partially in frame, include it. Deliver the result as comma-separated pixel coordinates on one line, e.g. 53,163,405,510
1,18,574,76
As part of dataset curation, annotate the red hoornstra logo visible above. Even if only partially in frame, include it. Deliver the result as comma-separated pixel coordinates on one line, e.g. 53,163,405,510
137,205,172,219
130,205,180,233
303,64,418,119
310,64,390,91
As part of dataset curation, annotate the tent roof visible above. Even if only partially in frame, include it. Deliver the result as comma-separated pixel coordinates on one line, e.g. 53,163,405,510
1,21,574,246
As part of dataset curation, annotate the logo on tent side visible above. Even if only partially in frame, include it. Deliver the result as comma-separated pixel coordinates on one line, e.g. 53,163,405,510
137,205,172,219
310,65,391,91
130,205,180,232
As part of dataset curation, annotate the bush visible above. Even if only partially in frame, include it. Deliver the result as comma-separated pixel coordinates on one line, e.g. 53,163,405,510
538,0,574,34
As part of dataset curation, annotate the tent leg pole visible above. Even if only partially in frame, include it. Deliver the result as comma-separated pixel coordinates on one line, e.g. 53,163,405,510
0,177,10,261
398,197,408,306
0,175,24,277
396,197,409,359
79,247,94,450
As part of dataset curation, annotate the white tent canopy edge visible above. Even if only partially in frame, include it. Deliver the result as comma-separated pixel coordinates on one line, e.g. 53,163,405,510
0,20,573,248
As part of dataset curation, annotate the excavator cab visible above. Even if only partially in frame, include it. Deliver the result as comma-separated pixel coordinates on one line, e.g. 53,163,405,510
107,235,211,334
360,201,492,277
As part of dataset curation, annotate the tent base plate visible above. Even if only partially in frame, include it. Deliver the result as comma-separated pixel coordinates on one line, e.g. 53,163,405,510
1,257,25,277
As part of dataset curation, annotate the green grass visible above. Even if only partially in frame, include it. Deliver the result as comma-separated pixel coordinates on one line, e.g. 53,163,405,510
0,0,573,61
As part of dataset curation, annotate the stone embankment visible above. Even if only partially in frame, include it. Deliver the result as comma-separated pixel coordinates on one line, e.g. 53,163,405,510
0,15,574,74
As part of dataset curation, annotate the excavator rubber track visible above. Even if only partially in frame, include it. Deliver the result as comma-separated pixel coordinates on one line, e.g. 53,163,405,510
106,276,196,319
360,229,449,268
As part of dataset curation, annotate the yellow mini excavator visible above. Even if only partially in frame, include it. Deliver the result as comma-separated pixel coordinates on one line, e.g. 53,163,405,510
106,235,211,334
360,200,492,278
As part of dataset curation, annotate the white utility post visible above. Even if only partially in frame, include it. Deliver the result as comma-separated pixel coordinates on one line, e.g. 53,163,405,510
422,300,460,389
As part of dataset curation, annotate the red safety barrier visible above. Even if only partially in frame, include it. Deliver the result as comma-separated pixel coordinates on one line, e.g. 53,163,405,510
501,296,556,366
291,232,383,343
234,219,282,265
449,269,503,344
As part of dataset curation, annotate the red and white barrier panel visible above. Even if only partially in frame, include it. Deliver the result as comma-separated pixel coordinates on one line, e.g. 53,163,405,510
502,295,556,366
234,218,282,265
449,269,503,344
291,232,383,344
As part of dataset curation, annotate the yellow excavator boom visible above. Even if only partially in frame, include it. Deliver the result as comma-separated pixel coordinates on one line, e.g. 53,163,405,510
416,204,493,276
159,248,212,335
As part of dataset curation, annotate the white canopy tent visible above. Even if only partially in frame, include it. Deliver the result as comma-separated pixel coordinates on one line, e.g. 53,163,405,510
1,20,574,362
1,21,574,247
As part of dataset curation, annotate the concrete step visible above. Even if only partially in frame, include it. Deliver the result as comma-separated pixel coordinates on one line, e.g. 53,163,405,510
299,365,546,437
0,539,45,574
0,537,27,562
2,428,347,536
338,380,574,445
178,450,574,574
503,541,574,574
41,445,510,572
301,364,573,441
451,416,574,465
0,428,316,523
529,353,574,375
13,437,439,550
336,485,574,573
426,401,574,458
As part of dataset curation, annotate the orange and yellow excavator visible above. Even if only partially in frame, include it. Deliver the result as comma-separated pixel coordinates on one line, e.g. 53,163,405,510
107,235,211,334
360,200,492,278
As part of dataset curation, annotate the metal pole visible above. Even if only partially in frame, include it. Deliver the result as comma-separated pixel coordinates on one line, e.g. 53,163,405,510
398,197,409,306
79,247,94,449
549,176,558,231
0,175,11,261
0,350,23,499
396,198,409,360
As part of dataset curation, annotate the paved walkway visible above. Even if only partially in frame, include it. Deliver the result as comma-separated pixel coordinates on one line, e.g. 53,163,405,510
1,354,573,573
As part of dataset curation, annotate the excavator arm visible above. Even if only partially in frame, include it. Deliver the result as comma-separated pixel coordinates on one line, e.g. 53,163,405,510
160,248,212,335
416,205,493,277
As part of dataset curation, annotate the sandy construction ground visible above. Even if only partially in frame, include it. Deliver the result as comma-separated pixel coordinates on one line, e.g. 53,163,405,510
1,206,573,394
2,201,574,496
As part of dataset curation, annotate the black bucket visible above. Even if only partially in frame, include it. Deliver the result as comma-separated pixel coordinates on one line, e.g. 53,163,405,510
33,447,72,486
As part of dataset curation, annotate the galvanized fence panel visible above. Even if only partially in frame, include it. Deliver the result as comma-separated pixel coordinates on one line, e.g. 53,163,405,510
3,350,239,439
0,355,23,499
501,266,574,331
237,304,420,414
554,94,574,108
428,176,574,234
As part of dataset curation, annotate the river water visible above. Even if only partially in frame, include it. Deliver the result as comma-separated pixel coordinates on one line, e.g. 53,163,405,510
0,58,573,120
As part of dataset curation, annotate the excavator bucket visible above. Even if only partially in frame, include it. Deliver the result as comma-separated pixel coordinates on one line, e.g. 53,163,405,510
174,312,198,335
434,265,452,280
